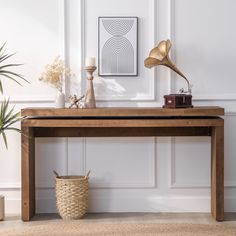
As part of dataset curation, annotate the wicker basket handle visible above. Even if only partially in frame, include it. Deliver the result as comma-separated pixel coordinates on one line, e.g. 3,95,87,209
85,170,91,179
53,170,60,178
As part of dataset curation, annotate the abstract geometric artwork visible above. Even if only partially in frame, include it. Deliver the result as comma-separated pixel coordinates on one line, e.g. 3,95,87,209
98,17,138,76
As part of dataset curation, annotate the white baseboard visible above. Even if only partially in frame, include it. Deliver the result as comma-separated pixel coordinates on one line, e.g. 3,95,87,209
5,199,21,214
88,196,211,213
16,197,212,214
4,197,236,214
224,198,236,212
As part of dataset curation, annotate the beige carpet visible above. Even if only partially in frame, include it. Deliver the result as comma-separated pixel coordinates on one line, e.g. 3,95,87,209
0,223,236,236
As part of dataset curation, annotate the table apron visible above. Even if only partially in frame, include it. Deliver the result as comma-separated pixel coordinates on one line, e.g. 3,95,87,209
32,127,212,137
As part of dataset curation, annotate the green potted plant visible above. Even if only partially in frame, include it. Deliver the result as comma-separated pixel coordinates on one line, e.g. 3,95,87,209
0,43,28,148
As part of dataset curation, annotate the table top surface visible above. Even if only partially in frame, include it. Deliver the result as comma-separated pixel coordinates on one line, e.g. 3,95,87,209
21,106,224,118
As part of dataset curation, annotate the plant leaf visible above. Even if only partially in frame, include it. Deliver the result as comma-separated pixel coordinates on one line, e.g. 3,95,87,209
4,116,21,128
0,100,21,130
0,80,2,93
1,131,8,149
0,73,23,86
4,119,21,130
4,105,17,122
0,99,9,118
0,63,23,70
0,70,25,79
5,110,20,126
0,70,29,84
0,42,7,55
0,53,16,64
5,127,21,133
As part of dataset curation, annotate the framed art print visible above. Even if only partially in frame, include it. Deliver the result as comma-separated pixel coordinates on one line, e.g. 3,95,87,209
98,17,138,76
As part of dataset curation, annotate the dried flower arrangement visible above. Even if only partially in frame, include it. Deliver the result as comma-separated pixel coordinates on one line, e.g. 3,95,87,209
39,56,71,92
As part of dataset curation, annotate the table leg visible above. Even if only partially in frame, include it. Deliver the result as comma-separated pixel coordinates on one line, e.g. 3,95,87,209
211,126,224,221
21,127,35,221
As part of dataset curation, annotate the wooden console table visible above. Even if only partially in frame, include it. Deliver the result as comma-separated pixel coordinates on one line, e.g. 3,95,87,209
21,106,224,221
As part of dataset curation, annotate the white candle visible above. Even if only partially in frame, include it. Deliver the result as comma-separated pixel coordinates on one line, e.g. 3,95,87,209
85,57,96,67
0,195,5,221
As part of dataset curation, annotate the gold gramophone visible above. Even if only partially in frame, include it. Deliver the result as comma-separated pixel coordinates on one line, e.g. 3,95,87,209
144,39,193,108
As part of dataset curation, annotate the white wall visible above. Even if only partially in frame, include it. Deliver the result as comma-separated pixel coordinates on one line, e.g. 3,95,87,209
0,0,236,214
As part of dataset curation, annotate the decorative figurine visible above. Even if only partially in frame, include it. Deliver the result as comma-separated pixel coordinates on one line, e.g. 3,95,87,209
68,95,85,109
144,39,193,108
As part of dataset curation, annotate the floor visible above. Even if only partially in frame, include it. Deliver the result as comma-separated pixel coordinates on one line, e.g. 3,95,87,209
1,213,236,229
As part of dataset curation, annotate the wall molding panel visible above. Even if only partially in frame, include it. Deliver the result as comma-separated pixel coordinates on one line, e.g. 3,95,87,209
0,183,21,190
0,95,55,103
169,0,236,100
81,0,159,102
193,95,236,101
35,138,69,189
169,137,211,189
84,137,157,189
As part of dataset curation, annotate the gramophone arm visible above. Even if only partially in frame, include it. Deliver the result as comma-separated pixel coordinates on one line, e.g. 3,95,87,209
163,57,191,94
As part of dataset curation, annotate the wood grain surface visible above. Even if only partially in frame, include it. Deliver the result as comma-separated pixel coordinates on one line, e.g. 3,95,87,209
21,106,224,117
21,106,224,222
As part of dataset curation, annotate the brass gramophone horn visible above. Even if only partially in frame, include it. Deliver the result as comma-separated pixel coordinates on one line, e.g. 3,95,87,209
144,39,191,94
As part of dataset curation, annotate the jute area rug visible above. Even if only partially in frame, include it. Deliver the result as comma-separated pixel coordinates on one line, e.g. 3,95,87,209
0,223,236,236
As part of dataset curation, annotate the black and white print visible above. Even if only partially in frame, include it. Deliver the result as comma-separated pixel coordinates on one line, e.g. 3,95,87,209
98,17,138,76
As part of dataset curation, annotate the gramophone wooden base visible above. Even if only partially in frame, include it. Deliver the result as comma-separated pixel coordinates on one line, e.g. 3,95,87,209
163,94,193,108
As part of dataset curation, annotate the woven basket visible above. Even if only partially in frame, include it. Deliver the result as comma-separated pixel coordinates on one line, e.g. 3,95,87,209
53,170,90,220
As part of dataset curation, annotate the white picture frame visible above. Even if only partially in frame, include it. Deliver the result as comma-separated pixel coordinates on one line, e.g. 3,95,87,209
98,17,138,76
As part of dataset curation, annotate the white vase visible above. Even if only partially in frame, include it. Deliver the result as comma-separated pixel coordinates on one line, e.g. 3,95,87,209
55,91,65,108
